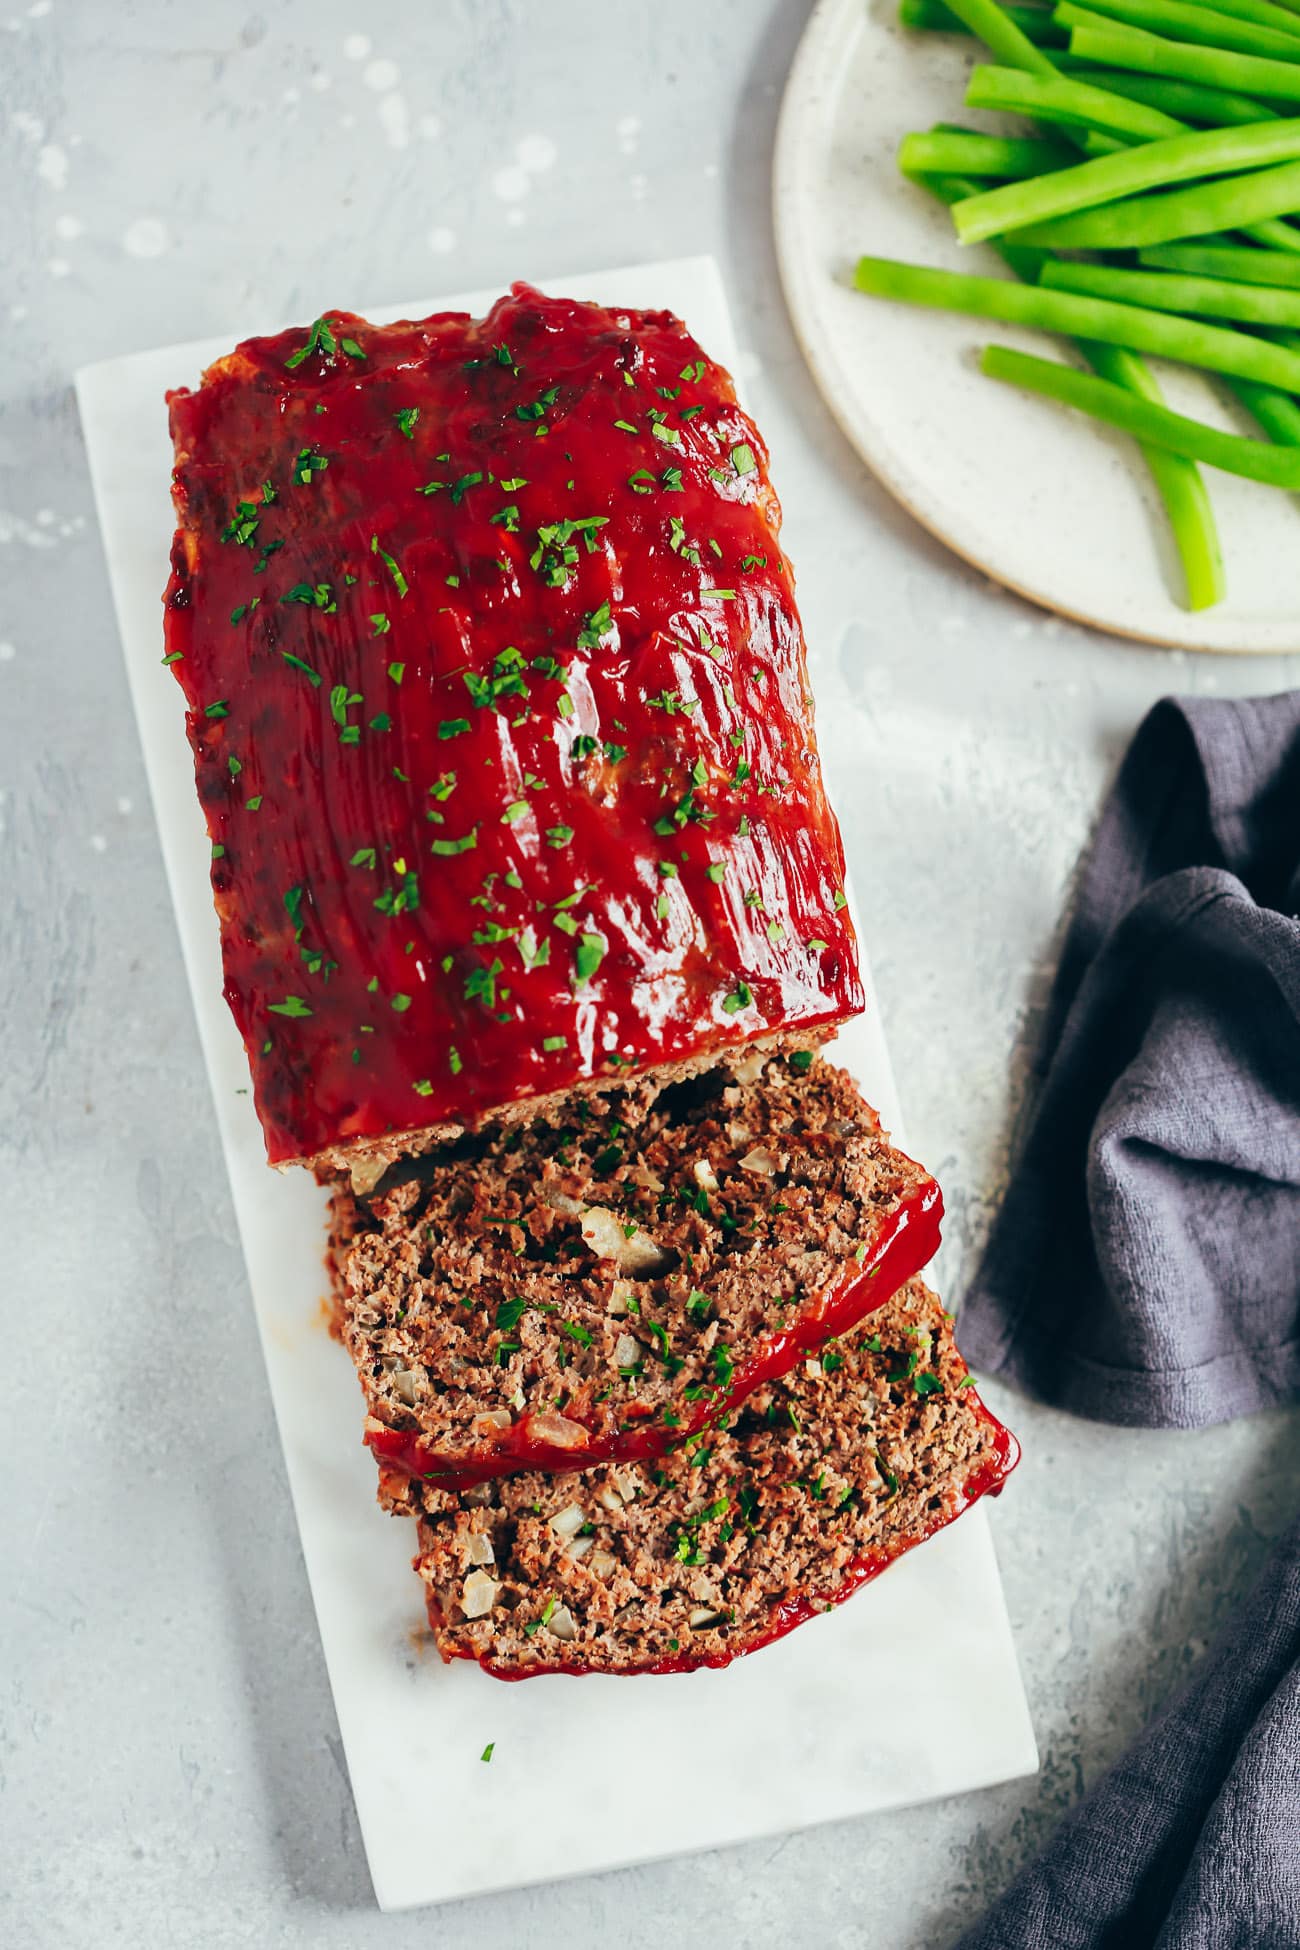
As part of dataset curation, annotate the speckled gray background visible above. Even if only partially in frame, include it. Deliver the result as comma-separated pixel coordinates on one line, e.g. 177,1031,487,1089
4,2,1299,1943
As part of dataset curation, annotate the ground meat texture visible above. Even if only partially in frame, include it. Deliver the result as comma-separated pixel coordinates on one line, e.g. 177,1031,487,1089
403,1278,1016,1677
332,1049,941,1491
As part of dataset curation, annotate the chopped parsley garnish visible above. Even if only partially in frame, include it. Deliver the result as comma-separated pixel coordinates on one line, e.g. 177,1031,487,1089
730,442,757,476
576,601,613,650
722,982,753,1014
284,315,337,370
371,533,409,599
394,407,420,439
574,933,605,986
268,996,312,1018
292,447,329,485
431,829,478,856
480,1743,495,1764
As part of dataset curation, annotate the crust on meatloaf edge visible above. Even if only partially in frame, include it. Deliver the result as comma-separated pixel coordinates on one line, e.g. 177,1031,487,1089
395,1276,1016,1677
328,1048,942,1491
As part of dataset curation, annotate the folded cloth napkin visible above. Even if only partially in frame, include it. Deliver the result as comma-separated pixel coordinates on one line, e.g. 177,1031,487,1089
954,1511,1300,1950
957,690,1300,1429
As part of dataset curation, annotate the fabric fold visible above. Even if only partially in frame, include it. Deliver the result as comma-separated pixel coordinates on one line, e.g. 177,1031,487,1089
959,692,1300,1431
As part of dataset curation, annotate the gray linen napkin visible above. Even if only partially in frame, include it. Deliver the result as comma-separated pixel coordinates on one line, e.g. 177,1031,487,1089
952,691,1300,1950
957,691,1300,1428
955,1512,1300,1950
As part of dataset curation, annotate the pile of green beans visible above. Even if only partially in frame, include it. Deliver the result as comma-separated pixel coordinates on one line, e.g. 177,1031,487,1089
865,0,1300,608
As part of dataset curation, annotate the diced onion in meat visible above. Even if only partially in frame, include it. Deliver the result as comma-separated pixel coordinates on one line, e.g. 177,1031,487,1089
728,1049,768,1085
462,1532,495,1566
613,1333,642,1370
548,1502,586,1539
692,1159,719,1192
580,1205,671,1275
528,1410,590,1450
739,1146,781,1177
461,1569,499,1618
546,1603,578,1641
689,1607,725,1631
596,1483,624,1513
472,1408,513,1432
611,1466,640,1503
349,1155,388,1197
590,1550,617,1579
565,1535,594,1560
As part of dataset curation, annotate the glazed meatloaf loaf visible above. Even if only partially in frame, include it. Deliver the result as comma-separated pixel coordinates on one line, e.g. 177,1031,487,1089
332,1050,941,1490
393,1276,1016,1677
164,285,864,1180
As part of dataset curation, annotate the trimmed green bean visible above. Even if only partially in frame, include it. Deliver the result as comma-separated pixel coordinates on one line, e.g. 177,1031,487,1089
980,342,1300,480
935,0,1060,68
912,173,1225,606
898,130,1074,177
1242,216,1300,244
1057,0,1300,61
1140,238,1300,279
1224,371,1300,437
951,115,1300,242
1082,343,1226,603
1013,153,1300,247
966,60,1187,134
1043,254,1300,321
899,0,1069,42
853,255,1300,386
1178,0,1300,38
1068,16,1300,100
1058,56,1278,117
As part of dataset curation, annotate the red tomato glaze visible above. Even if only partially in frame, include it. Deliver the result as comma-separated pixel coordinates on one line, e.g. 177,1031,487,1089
164,287,864,1167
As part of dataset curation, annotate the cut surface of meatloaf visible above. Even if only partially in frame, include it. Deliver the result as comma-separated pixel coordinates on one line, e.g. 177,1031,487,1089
397,1277,1015,1677
164,284,864,1175
332,1050,941,1490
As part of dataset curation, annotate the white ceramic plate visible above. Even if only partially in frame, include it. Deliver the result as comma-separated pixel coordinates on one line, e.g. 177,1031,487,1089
76,256,1035,1912
774,0,1300,652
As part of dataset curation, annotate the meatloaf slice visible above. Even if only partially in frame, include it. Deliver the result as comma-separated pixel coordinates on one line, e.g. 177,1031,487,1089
332,1049,941,1491
400,1277,1016,1677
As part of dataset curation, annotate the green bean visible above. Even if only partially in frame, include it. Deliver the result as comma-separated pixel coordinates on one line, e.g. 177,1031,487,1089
980,342,1300,479
935,0,1061,68
898,130,1075,178
899,0,1069,42
1082,344,1227,602
1057,0,1300,60
853,255,1300,385
1241,215,1300,244
1013,153,1300,246
1068,16,1300,100
1179,0,1300,36
952,114,1300,241
1059,56,1278,117
966,60,1187,133
912,174,1225,606
1043,254,1300,320
1141,238,1300,278
1224,371,1300,437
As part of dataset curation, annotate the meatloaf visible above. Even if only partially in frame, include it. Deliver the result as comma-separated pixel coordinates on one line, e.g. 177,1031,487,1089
331,1050,941,1490
164,285,864,1179
394,1276,1016,1677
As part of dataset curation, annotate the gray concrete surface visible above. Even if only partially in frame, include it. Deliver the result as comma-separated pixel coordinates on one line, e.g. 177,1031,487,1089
3,3,1298,1944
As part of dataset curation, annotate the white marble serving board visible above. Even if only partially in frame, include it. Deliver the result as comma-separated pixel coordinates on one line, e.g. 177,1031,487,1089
75,255,1036,1913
